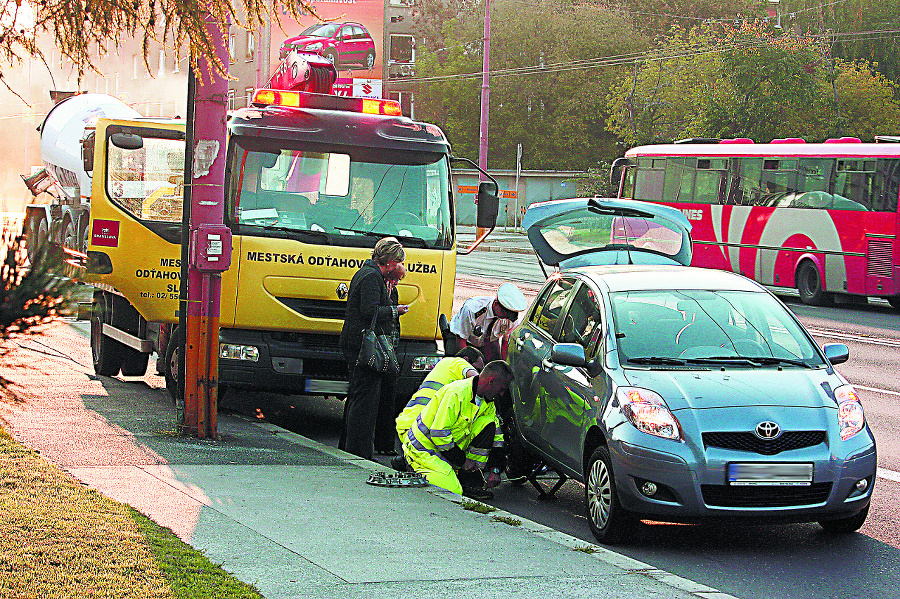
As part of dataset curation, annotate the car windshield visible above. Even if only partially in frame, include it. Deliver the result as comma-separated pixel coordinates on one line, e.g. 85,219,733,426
301,23,340,37
227,138,452,249
609,289,827,368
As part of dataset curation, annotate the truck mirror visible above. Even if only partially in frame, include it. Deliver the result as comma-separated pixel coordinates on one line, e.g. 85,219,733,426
110,133,143,150
82,132,96,174
476,180,499,228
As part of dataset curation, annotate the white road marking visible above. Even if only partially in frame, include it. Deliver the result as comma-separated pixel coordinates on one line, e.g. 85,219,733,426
855,385,900,398
808,328,900,347
878,468,900,484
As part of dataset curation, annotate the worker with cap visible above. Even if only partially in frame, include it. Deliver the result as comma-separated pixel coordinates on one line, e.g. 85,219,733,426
400,360,513,500
391,346,484,471
446,282,527,362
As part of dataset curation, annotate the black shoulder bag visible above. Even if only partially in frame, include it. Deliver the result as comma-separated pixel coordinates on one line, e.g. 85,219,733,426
358,309,399,374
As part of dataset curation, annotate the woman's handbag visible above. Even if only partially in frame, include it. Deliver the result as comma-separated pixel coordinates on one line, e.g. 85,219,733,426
359,310,399,374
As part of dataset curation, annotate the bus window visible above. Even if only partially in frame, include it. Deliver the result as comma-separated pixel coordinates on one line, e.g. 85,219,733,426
633,158,665,202
834,160,874,211
760,159,799,206
694,158,728,204
874,159,900,212
663,158,684,202
730,158,763,205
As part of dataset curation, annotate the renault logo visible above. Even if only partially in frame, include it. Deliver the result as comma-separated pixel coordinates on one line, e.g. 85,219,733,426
755,421,781,440
336,282,349,300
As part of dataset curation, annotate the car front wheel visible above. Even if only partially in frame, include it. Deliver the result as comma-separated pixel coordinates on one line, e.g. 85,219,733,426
819,504,869,533
585,446,633,544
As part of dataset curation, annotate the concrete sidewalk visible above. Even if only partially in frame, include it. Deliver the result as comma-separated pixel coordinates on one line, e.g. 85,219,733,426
0,321,737,599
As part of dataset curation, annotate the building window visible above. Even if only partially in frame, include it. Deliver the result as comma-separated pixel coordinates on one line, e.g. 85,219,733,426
158,50,165,78
246,31,255,61
390,34,415,63
227,89,235,110
388,91,413,119
132,54,138,79
229,34,236,64
389,0,411,5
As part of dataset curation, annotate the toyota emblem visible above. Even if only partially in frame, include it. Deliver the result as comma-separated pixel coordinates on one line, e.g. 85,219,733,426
336,282,349,300
755,421,781,440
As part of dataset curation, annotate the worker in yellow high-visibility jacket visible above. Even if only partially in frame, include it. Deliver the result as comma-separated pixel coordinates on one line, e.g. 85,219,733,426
395,346,484,441
401,360,513,499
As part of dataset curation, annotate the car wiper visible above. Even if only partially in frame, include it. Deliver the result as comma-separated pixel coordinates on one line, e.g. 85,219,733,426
627,356,687,366
334,226,380,237
333,227,428,248
742,356,816,369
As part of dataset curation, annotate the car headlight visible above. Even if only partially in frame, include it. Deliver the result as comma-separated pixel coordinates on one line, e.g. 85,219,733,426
305,42,323,51
835,384,865,440
617,387,682,441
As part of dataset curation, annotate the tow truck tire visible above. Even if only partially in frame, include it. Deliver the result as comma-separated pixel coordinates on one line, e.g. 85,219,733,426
120,347,150,377
797,261,833,306
91,293,125,377
62,218,77,251
585,446,633,545
164,327,180,402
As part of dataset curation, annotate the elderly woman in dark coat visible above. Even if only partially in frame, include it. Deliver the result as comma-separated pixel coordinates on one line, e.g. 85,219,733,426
339,237,408,460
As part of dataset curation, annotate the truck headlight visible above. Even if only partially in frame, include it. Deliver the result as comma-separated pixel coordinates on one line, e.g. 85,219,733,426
617,387,682,441
836,384,865,440
219,344,259,362
412,356,441,372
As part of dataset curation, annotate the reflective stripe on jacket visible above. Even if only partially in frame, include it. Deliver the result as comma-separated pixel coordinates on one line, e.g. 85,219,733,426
395,357,476,436
404,377,503,467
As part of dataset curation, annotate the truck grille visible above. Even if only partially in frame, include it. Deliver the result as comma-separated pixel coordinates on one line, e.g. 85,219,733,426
276,297,346,320
701,482,832,507
703,431,825,455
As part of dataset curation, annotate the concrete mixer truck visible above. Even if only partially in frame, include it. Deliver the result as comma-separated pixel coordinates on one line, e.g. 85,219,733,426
22,53,500,406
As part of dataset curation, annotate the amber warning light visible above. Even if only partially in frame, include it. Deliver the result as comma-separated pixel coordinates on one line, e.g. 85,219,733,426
252,89,402,116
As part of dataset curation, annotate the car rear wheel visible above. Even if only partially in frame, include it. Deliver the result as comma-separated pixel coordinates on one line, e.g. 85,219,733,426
323,50,338,69
585,446,633,544
797,261,833,306
819,504,869,533
364,50,376,70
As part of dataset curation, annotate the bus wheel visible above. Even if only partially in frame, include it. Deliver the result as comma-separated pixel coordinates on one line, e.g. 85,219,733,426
797,261,833,306
91,292,125,377
120,347,150,377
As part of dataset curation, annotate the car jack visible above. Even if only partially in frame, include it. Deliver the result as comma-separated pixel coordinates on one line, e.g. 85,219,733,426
525,461,567,499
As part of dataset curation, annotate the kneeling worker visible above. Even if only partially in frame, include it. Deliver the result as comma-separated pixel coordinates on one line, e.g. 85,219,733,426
400,360,513,499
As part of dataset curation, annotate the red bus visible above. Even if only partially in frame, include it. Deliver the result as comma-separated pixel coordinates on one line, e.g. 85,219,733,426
612,137,900,309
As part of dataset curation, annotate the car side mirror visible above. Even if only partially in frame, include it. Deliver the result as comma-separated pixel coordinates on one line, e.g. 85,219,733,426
823,343,849,365
551,343,586,367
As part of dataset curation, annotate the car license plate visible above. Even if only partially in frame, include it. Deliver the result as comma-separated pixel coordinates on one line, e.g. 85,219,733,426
304,379,349,395
728,462,813,486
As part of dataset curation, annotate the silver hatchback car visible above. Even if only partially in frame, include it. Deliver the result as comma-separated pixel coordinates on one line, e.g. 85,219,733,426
506,198,877,544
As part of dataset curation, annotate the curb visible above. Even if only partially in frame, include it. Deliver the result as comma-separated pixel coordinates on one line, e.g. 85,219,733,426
250,417,741,599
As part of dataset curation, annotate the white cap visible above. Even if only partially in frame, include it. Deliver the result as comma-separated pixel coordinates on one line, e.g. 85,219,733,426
497,283,527,312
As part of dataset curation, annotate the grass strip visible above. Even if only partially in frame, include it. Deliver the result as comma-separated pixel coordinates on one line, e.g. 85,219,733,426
0,427,263,599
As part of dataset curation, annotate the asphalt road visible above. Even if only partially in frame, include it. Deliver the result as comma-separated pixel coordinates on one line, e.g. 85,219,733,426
243,253,900,599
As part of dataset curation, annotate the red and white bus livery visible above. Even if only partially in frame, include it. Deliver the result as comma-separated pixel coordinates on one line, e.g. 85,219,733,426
614,137,900,309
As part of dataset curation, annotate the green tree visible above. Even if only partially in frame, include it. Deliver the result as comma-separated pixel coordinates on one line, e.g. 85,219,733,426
606,22,900,145
414,0,650,171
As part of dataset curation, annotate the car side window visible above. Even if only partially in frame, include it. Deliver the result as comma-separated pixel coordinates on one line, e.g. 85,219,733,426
531,277,576,337
558,282,602,352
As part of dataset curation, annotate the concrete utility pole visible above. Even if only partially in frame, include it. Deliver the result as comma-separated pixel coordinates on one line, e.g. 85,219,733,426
178,16,232,438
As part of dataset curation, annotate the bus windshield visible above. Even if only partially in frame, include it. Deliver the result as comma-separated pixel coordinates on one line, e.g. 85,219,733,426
227,138,452,249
